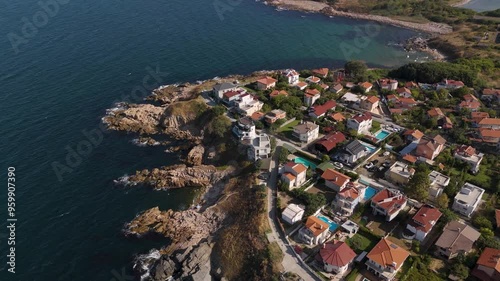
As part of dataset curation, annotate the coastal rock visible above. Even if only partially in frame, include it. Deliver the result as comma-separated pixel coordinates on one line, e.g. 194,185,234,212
126,164,227,190
180,242,213,280
104,104,166,134
186,145,205,166
151,256,178,280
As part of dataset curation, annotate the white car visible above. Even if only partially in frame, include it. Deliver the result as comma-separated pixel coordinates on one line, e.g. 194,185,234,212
364,162,374,169
333,162,343,169
383,151,390,156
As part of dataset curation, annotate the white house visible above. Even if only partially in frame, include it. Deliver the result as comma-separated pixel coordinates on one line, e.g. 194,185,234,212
333,183,365,216
404,204,442,241
306,76,321,84
293,121,319,143
284,69,299,85
232,116,256,140
299,216,330,245
213,82,238,99
347,112,372,134
370,189,407,222
452,183,485,217
340,140,370,165
281,162,307,189
454,145,484,174
256,76,277,90
247,133,272,161
304,88,321,106
281,204,305,225
233,93,264,116
378,78,398,91
428,170,450,200
320,241,356,274
321,168,351,192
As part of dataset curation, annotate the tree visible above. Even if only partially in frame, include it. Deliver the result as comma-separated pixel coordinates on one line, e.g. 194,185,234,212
440,208,458,224
435,193,449,208
451,263,469,280
473,216,493,230
405,172,430,201
207,115,231,138
277,147,289,164
345,60,368,81
322,154,330,162
210,105,226,116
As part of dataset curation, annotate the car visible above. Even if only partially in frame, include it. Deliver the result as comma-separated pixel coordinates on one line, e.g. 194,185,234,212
257,173,269,180
371,160,379,165
382,151,390,156
333,162,343,169
383,161,392,167
369,166,378,172
365,162,374,169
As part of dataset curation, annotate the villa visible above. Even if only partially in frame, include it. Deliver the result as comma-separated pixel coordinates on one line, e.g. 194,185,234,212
360,81,373,92
256,76,277,90
306,76,321,84
384,161,415,186
321,168,351,192
283,69,299,85
458,100,481,112
222,88,247,105
415,135,446,161
471,112,490,125
472,247,500,281
295,81,308,90
247,133,272,161
281,203,305,225
427,107,445,119
233,93,264,116
340,140,370,165
319,241,356,274
330,112,346,123
435,220,480,259
428,170,450,200
366,238,410,281
454,145,483,174
213,82,238,99
264,109,286,124
479,128,500,144
396,87,412,98
403,129,424,142
378,78,398,91
360,95,380,112
478,118,500,129
312,68,329,78
281,162,308,189
232,116,256,140
436,79,464,90
452,182,485,217
404,204,442,241
347,112,372,134
315,131,346,154
299,216,330,245
293,121,319,143
309,100,336,119
332,83,343,94
333,182,364,216
304,88,321,106
370,189,407,222
481,88,500,103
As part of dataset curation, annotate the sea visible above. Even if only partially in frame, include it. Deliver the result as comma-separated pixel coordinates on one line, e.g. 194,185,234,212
461,0,500,12
0,0,458,280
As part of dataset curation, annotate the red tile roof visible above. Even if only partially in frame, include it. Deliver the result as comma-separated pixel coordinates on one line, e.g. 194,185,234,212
257,76,277,85
396,87,411,95
371,189,407,215
270,90,288,98
410,205,442,233
311,100,336,117
428,107,444,118
296,81,308,88
351,112,372,123
402,154,417,164
330,112,345,122
360,82,373,89
321,168,351,188
251,111,265,121
316,131,346,152
480,129,500,139
320,241,356,267
338,183,361,200
456,144,476,156
479,118,500,126
285,162,307,174
305,88,321,97
476,247,500,273
313,68,329,77
404,129,424,140
367,238,410,269
463,94,478,102
459,100,481,110
471,112,490,123
366,95,380,104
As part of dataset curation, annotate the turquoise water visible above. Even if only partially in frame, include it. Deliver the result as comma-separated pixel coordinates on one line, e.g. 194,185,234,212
364,186,378,201
361,141,377,153
294,156,318,170
1,0,427,280
318,215,339,232
375,130,391,141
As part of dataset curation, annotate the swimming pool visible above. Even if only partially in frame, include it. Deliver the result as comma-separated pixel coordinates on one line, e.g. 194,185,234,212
361,142,376,153
294,156,318,169
318,215,338,232
374,130,391,141
363,186,377,201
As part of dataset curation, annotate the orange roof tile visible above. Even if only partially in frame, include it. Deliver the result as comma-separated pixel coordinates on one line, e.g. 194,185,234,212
367,238,410,269
305,88,321,97
402,154,417,163
330,112,346,122
476,247,500,273
313,68,329,77
360,82,373,89
320,241,356,267
479,118,500,126
321,168,350,188
366,95,380,104
270,90,288,98
403,129,424,140
305,216,330,237
285,162,307,174
428,108,444,118
257,76,277,85
251,111,265,121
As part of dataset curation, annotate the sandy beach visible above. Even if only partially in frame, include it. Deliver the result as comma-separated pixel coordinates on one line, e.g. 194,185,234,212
452,0,473,7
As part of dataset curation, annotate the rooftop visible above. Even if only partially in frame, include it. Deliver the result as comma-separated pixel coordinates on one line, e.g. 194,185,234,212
410,205,442,233
371,189,407,215
311,100,336,116
367,238,410,269
305,88,321,97
387,161,415,179
429,170,450,187
294,121,319,134
282,204,304,219
435,221,480,253
321,168,351,188
304,216,330,237
284,162,307,174
403,129,424,140
256,76,277,85
351,112,372,123
476,247,500,273
315,131,346,152
320,241,356,267
454,182,484,206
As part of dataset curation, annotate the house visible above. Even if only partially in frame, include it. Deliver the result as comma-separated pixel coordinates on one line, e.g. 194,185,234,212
332,83,343,94
454,145,483,174
438,116,453,129
304,88,321,106
330,112,346,123
385,161,415,186
341,220,359,235
319,83,330,91
478,118,500,129
334,70,345,82
435,220,480,259
458,100,481,112
360,95,380,112
299,216,330,245
281,162,308,189
281,204,305,225
333,182,364,216
378,78,398,91
256,76,277,90
315,131,346,154
321,168,351,192
471,112,490,126
452,182,485,217
347,112,372,134
269,90,288,98
264,109,286,124
396,87,412,98
250,111,265,121
233,93,264,116
481,88,500,103
295,81,308,90
365,238,410,281
415,135,446,161
312,68,329,78
320,241,356,274
345,82,355,89
309,100,336,118
436,79,464,90
284,69,299,85
293,121,319,143
405,81,419,89
213,82,237,99
402,154,417,165
306,76,321,84
403,129,424,142
232,116,256,140
247,133,271,161
428,170,450,200
472,248,500,281
386,94,399,103
370,189,407,222
404,204,442,241
222,88,247,105
360,82,373,92
341,92,361,104
340,140,370,164
427,107,445,119
396,97,418,109
479,128,500,144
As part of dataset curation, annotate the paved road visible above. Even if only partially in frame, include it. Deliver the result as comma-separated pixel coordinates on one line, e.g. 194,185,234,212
266,145,322,281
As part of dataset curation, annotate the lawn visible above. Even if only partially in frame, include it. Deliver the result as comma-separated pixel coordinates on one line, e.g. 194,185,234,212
277,119,300,133
345,268,359,281
345,231,378,254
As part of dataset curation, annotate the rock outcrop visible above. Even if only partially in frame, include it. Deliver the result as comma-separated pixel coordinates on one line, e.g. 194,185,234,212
126,164,229,190
186,145,205,166
104,104,166,134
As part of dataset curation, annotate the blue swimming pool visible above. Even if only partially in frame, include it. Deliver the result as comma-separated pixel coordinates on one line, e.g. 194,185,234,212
363,186,377,201
318,215,338,232
362,143,376,153
294,156,317,169
375,130,391,141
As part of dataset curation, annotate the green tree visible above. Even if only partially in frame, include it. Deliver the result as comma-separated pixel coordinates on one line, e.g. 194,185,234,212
207,115,231,138
473,216,493,230
451,263,469,280
277,147,289,164
440,208,458,224
345,60,368,81
405,172,430,201
436,193,449,209
211,105,226,116
322,154,330,162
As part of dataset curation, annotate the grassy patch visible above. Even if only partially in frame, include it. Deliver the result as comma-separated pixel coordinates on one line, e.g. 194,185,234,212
277,119,300,133
346,231,378,253
345,268,359,281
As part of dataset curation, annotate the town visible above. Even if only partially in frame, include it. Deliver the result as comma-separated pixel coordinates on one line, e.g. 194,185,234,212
207,61,500,281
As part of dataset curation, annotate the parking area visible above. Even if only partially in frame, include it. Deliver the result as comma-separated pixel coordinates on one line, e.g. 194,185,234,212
355,150,397,179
